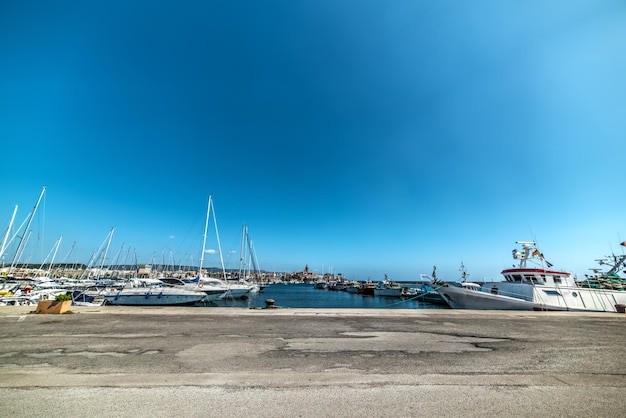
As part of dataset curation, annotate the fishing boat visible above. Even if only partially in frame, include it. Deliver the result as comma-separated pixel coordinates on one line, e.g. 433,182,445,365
345,281,361,293
437,241,626,312
358,280,376,295
402,269,447,305
314,278,327,289
373,275,404,297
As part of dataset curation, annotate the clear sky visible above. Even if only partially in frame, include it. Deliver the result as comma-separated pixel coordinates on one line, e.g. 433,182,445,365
1,1,625,282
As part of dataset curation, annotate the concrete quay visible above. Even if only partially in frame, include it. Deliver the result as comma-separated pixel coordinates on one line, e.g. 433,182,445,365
0,306,625,417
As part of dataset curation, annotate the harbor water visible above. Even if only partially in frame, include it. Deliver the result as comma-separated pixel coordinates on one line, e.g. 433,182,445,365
207,283,448,309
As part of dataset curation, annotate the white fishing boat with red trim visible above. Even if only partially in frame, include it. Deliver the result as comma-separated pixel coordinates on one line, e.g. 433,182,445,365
438,241,626,312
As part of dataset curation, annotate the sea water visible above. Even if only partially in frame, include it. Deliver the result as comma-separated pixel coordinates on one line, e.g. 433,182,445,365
207,283,448,309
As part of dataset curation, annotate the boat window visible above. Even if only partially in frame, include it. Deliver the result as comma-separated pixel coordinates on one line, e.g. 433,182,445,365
543,290,561,296
512,275,522,282
554,276,562,284
491,287,499,294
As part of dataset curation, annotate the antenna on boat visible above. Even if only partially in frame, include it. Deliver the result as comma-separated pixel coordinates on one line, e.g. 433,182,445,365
459,262,469,282
513,241,535,268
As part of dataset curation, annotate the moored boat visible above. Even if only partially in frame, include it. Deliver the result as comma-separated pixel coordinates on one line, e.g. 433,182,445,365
345,281,361,293
161,277,227,302
103,279,206,306
358,281,376,295
314,278,327,289
373,275,404,297
437,241,626,312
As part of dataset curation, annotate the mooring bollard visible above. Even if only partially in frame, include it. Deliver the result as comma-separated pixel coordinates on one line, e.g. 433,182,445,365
265,299,275,309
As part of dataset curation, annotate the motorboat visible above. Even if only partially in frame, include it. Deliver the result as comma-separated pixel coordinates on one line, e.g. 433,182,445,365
437,241,626,312
103,279,206,306
160,277,227,302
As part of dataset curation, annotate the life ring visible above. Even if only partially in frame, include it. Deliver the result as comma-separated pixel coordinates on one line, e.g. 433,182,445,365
24,286,32,294
198,282,204,288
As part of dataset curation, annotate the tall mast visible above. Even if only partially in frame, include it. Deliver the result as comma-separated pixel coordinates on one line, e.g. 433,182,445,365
43,235,63,278
0,205,18,261
3,211,31,260
246,228,259,279
98,227,115,277
9,186,46,271
209,196,228,281
239,224,247,279
199,195,211,277
61,241,76,269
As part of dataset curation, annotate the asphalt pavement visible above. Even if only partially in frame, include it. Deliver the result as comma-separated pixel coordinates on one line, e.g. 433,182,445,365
0,306,625,417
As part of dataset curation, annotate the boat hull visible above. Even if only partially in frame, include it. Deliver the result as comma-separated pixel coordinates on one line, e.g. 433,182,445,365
438,285,542,310
104,289,205,306
373,288,403,297
438,284,626,312
219,286,252,299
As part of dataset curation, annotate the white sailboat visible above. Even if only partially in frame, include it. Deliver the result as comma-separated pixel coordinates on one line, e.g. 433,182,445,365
192,195,252,300
235,224,263,294
4,186,46,278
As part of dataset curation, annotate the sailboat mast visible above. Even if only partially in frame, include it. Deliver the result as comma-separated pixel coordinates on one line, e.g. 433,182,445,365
246,228,259,279
9,186,46,271
3,212,31,261
209,196,228,281
238,225,246,278
45,235,63,277
199,195,211,276
98,227,115,277
239,225,252,279
0,205,18,261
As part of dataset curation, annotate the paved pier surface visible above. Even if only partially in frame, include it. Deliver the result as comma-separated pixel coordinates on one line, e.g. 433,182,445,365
1,306,625,417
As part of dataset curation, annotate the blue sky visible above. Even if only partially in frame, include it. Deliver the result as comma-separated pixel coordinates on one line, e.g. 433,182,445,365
1,1,625,281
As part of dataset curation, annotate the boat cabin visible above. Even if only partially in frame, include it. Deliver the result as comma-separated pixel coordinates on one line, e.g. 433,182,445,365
501,269,576,286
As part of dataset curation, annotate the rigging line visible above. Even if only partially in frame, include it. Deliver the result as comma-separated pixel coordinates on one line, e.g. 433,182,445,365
209,196,228,282
0,205,18,260
9,186,46,270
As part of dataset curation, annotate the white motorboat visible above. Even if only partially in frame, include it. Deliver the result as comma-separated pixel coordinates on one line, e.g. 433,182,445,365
161,277,227,302
438,241,626,312
199,277,252,299
103,279,206,306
